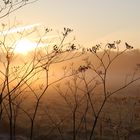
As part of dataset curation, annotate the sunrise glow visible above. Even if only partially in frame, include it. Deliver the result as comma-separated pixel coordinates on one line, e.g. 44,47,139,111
0,1,140,139
15,39,37,54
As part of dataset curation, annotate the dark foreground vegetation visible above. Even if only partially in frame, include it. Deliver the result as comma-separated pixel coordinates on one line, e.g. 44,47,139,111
0,33,140,140
0,1,140,140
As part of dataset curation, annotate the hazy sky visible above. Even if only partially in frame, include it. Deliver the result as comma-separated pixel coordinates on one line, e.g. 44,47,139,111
6,0,140,48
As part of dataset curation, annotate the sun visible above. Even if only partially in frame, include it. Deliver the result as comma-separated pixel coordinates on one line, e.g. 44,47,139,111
15,39,37,54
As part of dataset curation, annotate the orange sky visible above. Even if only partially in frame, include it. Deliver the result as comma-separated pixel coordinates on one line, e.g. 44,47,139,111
1,0,140,49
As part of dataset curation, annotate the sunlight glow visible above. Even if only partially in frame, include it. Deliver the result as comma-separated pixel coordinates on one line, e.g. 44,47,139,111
15,39,38,54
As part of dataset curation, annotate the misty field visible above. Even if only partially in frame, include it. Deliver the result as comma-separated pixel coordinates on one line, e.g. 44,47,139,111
0,88,140,140
0,48,140,140
0,0,140,140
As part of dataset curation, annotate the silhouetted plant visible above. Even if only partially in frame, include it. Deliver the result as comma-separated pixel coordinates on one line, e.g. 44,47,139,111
54,41,140,140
